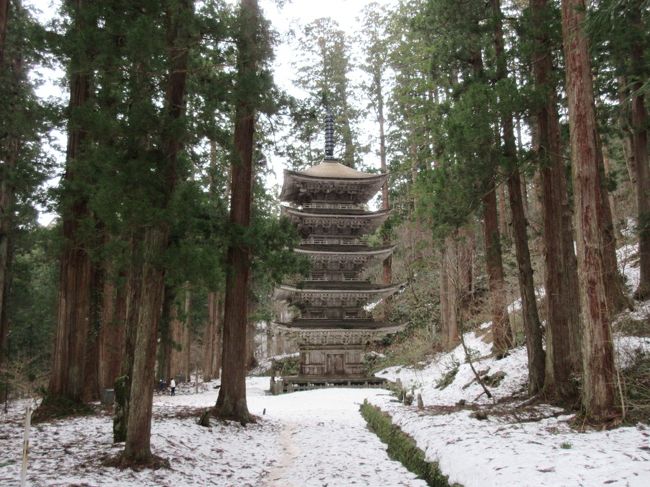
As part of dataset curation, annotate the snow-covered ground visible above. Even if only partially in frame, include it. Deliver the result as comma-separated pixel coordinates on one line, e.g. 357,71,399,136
369,243,650,487
373,327,650,487
2,244,648,487
0,378,425,487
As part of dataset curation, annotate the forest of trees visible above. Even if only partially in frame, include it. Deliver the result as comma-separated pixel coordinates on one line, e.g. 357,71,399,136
0,0,648,467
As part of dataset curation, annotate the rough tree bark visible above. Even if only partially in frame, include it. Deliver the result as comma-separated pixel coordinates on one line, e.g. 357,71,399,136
629,1,650,299
182,285,192,382
202,291,221,381
491,0,545,394
113,235,141,443
0,0,8,59
213,0,260,424
156,284,174,383
596,141,630,315
561,0,617,421
483,183,513,357
123,228,168,463
497,184,510,242
169,294,184,379
458,225,475,307
98,271,126,392
246,293,257,370
82,264,102,402
439,233,459,349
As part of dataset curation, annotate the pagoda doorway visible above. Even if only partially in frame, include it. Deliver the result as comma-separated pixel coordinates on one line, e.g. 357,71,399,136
326,353,345,376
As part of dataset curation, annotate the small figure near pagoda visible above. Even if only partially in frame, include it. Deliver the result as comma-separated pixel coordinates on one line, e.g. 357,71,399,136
273,112,403,391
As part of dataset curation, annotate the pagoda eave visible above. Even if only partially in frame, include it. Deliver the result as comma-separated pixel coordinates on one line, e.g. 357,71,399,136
281,206,391,220
273,322,406,345
280,168,388,204
294,244,396,260
276,282,403,294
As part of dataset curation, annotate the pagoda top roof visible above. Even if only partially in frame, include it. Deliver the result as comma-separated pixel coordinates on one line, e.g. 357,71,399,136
300,159,380,179
280,160,387,204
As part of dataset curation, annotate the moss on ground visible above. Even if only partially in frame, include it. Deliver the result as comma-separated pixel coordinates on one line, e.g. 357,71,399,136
360,401,462,487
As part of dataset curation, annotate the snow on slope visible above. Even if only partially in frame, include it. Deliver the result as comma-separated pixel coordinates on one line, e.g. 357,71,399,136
371,329,650,487
370,243,650,487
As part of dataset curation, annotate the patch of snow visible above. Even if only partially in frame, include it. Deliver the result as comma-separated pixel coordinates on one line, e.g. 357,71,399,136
618,243,641,291
250,352,300,376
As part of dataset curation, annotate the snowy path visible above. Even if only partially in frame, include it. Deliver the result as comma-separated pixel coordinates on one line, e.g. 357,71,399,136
0,378,426,486
247,385,426,487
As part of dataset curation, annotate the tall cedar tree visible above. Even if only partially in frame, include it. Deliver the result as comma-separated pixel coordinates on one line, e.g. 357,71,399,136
461,3,513,357
469,40,513,358
202,141,224,381
213,0,264,424
491,0,545,393
561,0,617,421
122,0,193,463
0,0,9,370
528,0,582,400
44,0,100,408
0,0,15,369
359,5,392,291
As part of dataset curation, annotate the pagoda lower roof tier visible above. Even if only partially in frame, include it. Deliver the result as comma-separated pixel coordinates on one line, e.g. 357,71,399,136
281,206,390,235
275,319,393,330
275,282,403,307
297,245,396,272
284,281,401,291
273,322,405,345
280,160,388,205
295,244,395,259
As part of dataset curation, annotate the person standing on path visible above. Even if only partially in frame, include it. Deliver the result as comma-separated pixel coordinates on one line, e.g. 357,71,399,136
170,378,176,396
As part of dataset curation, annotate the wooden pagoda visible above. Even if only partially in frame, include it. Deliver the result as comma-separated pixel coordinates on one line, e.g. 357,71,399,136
272,115,403,393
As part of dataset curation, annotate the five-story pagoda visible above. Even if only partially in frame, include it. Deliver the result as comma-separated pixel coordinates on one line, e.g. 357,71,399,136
273,115,403,391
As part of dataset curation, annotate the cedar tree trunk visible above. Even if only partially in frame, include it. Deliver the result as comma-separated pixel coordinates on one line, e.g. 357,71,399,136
530,0,582,401
483,183,513,357
122,0,191,461
113,236,142,443
561,0,617,421
46,0,95,405
182,286,192,382
98,272,126,392
213,0,260,424
492,0,545,393
629,3,650,299
0,0,16,369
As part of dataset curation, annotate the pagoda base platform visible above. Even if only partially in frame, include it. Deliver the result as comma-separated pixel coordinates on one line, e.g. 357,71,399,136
269,375,387,395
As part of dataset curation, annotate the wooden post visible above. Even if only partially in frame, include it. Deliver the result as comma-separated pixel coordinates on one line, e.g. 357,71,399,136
20,403,31,487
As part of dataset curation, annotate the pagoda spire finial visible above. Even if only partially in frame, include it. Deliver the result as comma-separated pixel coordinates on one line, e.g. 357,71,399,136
324,110,334,159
